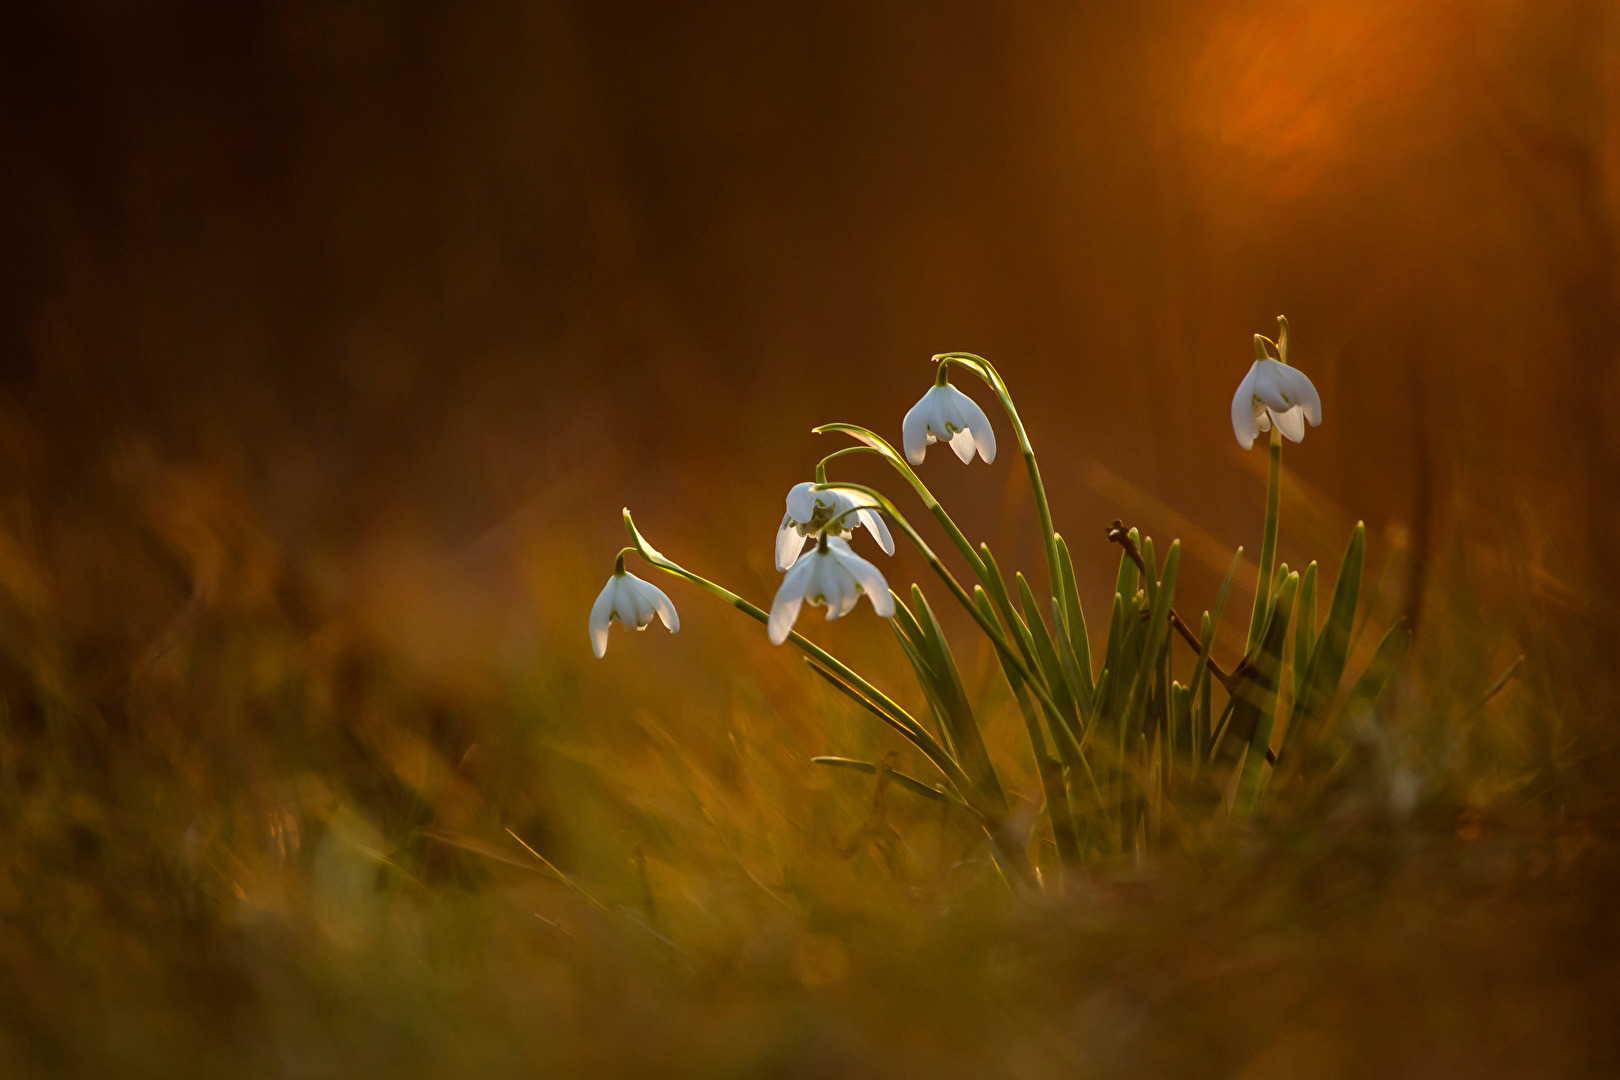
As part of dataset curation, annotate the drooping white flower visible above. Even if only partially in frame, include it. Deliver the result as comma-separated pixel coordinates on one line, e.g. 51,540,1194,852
774,482,894,571
902,381,997,466
1230,359,1322,450
767,537,895,644
589,570,679,658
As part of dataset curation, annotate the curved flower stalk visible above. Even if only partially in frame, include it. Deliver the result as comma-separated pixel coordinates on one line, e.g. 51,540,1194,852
931,353,1064,614
613,510,974,798
902,371,997,465
614,508,1037,886
775,481,893,571
589,555,679,658
768,535,894,644
806,481,1070,727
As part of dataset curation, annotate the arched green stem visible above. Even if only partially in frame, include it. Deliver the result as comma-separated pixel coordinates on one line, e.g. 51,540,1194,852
612,546,635,575
621,509,1035,886
934,353,1064,612
808,482,1066,724
620,510,975,804
812,432,988,579
812,428,1048,688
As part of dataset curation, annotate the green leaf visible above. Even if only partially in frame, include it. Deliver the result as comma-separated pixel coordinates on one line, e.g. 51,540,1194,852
1294,561,1318,700
1053,534,1094,698
911,586,1006,808
810,757,960,804
1190,547,1243,728
799,657,959,788
1017,572,1081,731
1234,570,1299,810
1246,433,1283,651
977,542,1042,679
1171,680,1192,764
1121,541,1180,744
1280,523,1365,767
973,591,1083,865
1113,530,1140,608
1341,620,1410,731
1140,535,1160,608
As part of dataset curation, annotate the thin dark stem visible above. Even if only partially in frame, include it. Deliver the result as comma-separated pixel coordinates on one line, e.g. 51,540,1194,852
1106,520,1239,695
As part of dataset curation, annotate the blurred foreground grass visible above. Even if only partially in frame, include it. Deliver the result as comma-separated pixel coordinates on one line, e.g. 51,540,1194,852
0,443,1616,1079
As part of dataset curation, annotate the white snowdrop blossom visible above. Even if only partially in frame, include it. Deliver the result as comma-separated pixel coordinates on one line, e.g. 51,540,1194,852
775,482,895,572
767,537,895,644
902,382,997,466
589,571,679,658
1230,359,1322,450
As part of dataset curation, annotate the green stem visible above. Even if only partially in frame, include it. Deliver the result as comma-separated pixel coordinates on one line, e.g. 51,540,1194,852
936,354,1064,612
813,429,1050,693
1246,428,1283,652
620,510,977,804
808,482,1067,725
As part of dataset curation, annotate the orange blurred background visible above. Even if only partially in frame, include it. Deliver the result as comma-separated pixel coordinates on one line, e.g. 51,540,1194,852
1,1,1616,694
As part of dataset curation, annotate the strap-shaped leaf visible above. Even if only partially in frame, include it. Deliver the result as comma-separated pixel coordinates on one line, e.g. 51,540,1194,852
1054,534,1094,699
810,756,961,805
1294,561,1318,700
1339,620,1410,737
972,591,1083,865
799,656,973,811
976,542,1044,684
1017,572,1081,730
1113,531,1140,610
1189,547,1243,733
1140,535,1160,607
1234,570,1300,810
1171,679,1192,765
1048,581,1093,726
1280,523,1365,766
1121,541,1181,744
1101,593,1127,716
890,620,959,758
912,585,1006,809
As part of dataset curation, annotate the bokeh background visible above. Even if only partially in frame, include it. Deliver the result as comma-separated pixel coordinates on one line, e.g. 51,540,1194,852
6,1,1618,635
2,2,1618,1076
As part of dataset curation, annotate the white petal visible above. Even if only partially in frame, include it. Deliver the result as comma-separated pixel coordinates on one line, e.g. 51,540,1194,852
855,508,894,555
948,427,976,463
829,542,895,619
805,549,844,612
589,577,617,657
768,557,813,644
1255,405,1272,432
638,577,680,632
947,385,997,463
902,396,933,464
1271,404,1307,443
768,592,804,644
1231,364,1261,450
1251,360,1298,415
776,519,808,571
1274,363,1322,427
785,482,817,525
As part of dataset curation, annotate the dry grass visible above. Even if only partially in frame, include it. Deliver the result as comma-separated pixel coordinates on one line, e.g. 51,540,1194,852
0,441,1615,1080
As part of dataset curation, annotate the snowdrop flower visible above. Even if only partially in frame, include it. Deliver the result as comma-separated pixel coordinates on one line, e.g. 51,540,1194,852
589,569,678,658
768,537,895,644
902,379,996,465
775,481,894,571
1230,359,1322,450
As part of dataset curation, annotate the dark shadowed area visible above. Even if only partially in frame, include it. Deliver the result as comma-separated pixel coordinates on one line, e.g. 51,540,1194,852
1,3,1617,1077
